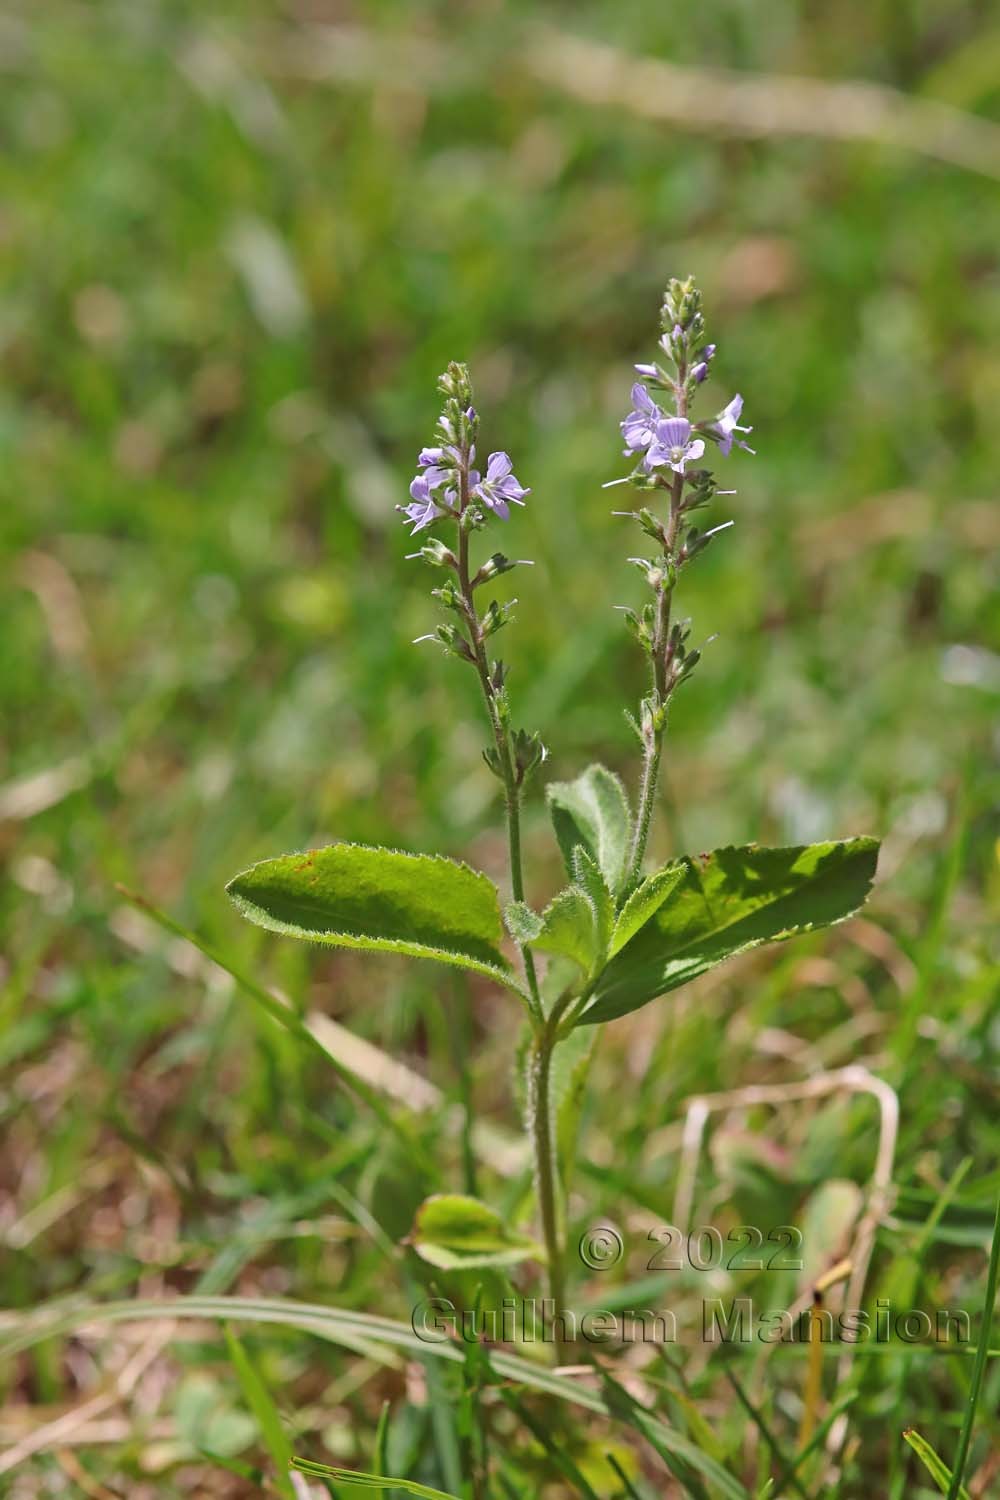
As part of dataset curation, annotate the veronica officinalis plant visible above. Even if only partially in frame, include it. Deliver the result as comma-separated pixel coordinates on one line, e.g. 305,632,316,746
226,282,879,1365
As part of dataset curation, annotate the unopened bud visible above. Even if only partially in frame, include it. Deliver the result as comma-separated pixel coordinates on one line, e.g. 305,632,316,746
473,552,523,587
417,537,457,568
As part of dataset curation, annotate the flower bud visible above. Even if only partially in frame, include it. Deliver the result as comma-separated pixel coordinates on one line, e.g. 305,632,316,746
473,552,520,587
511,727,547,785
417,538,457,568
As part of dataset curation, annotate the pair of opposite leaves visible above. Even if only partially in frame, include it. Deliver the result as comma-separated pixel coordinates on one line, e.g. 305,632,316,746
226,763,879,1028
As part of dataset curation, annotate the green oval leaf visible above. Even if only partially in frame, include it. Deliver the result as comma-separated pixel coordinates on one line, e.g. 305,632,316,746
408,1193,543,1270
579,838,879,1025
227,843,521,995
546,764,633,896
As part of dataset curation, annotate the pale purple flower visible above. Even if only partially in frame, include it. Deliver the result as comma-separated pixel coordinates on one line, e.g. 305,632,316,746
712,394,754,456
398,453,461,533
621,383,662,455
473,451,529,520
690,343,716,384
417,444,468,490
645,416,705,475
634,362,659,378
398,473,445,533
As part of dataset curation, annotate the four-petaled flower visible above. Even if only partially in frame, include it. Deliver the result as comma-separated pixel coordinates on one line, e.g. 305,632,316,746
712,394,754,456
645,416,705,475
473,451,530,520
621,383,662,455
399,473,447,533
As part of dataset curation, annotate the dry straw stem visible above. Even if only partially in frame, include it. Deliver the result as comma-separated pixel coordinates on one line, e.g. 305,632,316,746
0,1322,175,1475
269,22,1000,184
307,1013,528,1178
525,28,1000,183
673,1065,899,1463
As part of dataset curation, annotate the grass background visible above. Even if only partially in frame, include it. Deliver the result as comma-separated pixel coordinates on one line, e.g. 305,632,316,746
2,0,999,1494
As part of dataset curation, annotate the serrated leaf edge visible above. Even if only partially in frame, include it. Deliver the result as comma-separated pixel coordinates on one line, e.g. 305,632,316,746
581,836,879,1024
226,841,526,999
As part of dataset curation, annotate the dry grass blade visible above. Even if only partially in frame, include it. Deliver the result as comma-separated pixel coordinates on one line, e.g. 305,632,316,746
525,26,1000,182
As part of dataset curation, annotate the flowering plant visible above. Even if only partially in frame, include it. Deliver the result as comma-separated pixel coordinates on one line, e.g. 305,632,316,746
226,277,878,1360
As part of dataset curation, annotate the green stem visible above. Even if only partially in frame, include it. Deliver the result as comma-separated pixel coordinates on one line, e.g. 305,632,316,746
622,492,682,893
529,1012,570,1364
622,370,689,895
624,723,663,894
947,1189,1000,1498
455,474,542,1025
454,448,563,1352
502,774,543,1021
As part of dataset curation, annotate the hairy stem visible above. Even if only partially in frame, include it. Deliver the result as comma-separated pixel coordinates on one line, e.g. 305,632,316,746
528,1015,570,1364
622,373,689,895
455,470,543,1024
453,447,564,1349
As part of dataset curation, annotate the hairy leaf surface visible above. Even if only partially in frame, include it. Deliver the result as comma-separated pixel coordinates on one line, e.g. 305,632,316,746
579,838,879,1025
546,764,632,895
227,843,518,992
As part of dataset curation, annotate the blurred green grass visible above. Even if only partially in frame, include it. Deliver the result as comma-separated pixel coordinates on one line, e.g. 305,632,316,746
1,0,999,1494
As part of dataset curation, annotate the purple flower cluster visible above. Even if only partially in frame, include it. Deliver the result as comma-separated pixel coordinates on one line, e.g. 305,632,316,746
400,447,457,534
399,446,529,535
622,385,705,475
620,384,753,474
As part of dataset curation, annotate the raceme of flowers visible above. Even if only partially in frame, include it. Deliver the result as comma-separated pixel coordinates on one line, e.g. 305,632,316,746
399,436,530,536
620,384,754,475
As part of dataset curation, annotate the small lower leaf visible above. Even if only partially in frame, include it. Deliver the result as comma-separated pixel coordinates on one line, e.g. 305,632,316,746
408,1193,542,1270
552,1028,597,1198
505,900,543,944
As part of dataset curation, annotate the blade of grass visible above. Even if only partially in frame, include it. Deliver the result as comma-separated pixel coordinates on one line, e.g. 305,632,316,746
223,1326,294,1499
598,1368,742,1500
401,1266,463,1497
605,1450,644,1499
498,1389,601,1500
115,885,437,1176
373,1398,391,1482
292,1458,461,1498
769,1392,856,1496
0,1295,752,1497
723,1369,809,1500
946,1189,1000,1499
904,1429,970,1499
